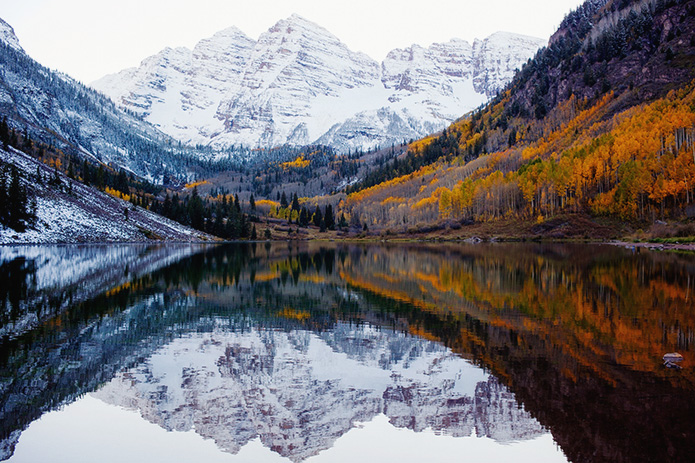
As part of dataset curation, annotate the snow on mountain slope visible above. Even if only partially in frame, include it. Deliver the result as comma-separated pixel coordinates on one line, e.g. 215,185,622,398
92,15,545,154
213,15,382,149
471,31,545,97
0,18,208,182
93,27,256,145
0,146,214,244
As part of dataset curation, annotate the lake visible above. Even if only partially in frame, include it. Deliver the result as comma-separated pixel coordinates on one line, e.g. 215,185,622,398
1,242,693,462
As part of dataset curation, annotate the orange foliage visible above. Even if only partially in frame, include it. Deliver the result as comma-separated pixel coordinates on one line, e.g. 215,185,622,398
359,85,695,226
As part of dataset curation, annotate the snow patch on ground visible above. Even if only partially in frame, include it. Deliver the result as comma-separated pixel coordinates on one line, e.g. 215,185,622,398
0,147,215,244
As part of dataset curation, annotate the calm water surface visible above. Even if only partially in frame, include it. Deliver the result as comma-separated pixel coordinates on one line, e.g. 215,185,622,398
0,242,693,462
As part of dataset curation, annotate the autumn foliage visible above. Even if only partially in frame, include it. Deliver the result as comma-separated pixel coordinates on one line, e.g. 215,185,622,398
345,84,695,228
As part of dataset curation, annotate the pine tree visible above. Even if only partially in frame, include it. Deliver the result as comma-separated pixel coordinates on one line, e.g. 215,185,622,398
163,194,172,218
312,205,323,228
96,166,105,190
7,165,30,232
0,117,9,150
299,206,309,227
188,187,205,230
324,204,335,230
291,193,300,212
240,212,250,238
115,170,129,194
82,160,91,184
50,166,61,189
0,166,7,225
249,193,256,211
213,204,225,238
8,129,17,149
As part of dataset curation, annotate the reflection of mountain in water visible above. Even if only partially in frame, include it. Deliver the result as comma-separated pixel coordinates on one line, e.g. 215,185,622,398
94,324,543,461
2,242,695,463
0,244,208,341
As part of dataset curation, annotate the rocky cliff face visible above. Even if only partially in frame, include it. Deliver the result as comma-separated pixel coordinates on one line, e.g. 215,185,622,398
93,324,545,461
92,15,545,154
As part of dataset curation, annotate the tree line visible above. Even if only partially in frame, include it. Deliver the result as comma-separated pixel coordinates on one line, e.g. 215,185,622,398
151,188,254,240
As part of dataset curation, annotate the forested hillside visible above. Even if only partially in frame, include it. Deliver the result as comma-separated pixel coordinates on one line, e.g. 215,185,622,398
342,0,695,236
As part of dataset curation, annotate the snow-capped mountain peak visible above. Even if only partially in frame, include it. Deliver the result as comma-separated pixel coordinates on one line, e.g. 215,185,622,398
91,15,545,154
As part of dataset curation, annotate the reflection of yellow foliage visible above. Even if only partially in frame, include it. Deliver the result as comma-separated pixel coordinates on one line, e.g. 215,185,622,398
341,246,695,387
339,270,438,313
104,281,132,298
254,271,279,282
278,307,311,321
299,274,327,284
409,326,442,343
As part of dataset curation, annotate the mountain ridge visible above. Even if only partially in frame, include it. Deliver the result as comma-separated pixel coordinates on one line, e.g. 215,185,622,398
92,14,545,154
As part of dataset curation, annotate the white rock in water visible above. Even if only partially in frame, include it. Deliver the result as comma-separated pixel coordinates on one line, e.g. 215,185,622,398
663,353,684,362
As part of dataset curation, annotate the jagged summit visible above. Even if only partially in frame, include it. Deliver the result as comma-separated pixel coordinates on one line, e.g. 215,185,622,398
91,15,545,154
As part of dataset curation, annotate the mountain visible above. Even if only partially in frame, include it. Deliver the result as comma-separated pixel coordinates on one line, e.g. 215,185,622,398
92,15,545,153
0,20,209,182
343,0,695,235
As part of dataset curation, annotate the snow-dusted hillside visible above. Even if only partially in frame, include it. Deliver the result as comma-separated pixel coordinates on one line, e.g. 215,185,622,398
0,146,214,244
0,20,202,182
93,15,545,153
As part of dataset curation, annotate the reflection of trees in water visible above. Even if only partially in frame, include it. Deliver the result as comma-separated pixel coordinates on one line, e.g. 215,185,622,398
1,242,694,462
0,243,359,459
340,243,695,375
337,243,695,463
0,257,36,325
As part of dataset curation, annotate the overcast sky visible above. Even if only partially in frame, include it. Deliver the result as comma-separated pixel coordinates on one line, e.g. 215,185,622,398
1,0,586,84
